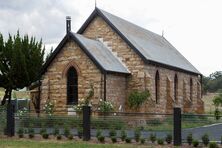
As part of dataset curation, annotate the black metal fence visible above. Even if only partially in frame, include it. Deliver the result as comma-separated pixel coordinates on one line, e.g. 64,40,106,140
2,105,222,146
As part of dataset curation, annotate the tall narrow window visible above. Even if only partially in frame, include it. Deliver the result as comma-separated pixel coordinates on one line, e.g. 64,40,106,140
197,82,201,99
67,67,78,105
174,74,178,101
155,71,160,103
190,78,193,101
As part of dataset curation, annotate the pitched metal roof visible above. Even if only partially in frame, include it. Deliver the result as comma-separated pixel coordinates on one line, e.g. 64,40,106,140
72,33,129,74
78,8,201,75
41,32,130,75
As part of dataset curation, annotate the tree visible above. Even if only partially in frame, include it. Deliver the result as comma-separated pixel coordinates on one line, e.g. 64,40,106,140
0,31,45,105
209,71,222,80
45,46,53,62
212,93,222,120
203,71,222,93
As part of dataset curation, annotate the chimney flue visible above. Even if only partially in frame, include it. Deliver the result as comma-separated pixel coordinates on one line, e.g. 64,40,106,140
66,16,71,33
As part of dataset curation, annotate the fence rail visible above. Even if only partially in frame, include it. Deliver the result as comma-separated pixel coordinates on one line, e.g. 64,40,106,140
2,105,222,146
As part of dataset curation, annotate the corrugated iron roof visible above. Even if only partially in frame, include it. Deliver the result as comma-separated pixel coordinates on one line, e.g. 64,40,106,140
97,8,200,74
73,33,129,74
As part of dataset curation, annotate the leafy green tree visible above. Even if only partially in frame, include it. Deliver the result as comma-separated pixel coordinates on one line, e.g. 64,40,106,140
0,31,45,105
203,71,222,93
45,46,53,62
213,93,222,120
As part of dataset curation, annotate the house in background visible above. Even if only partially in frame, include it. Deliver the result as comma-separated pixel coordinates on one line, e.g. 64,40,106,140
30,8,204,114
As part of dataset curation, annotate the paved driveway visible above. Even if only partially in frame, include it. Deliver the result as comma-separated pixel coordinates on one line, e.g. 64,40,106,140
182,123,222,141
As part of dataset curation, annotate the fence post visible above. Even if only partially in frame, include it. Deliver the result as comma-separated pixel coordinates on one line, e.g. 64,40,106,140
174,107,181,146
6,103,15,137
83,106,91,141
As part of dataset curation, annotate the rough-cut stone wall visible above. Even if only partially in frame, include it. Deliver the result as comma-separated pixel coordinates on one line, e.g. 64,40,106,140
40,41,103,110
106,74,127,111
82,16,145,92
30,88,39,112
144,65,203,113
81,16,204,113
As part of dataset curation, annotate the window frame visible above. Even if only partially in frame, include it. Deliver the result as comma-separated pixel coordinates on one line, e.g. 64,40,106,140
155,70,160,104
67,67,78,105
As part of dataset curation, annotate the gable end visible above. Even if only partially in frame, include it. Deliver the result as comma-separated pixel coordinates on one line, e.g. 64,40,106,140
77,8,200,76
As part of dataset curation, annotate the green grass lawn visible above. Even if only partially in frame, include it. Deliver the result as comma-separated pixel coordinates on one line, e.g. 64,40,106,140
0,139,149,148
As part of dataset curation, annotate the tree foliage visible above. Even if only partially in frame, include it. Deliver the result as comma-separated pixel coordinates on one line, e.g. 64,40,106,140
128,90,150,109
212,93,222,120
203,71,222,93
45,46,53,62
0,31,45,105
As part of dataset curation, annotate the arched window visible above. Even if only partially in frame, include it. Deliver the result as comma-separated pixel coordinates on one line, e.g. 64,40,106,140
190,78,193,101
67,67,78,105
197,82,201,99
174,74,178,101
155,71,160,104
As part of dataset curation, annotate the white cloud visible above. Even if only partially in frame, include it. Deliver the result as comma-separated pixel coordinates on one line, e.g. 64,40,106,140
0,0,221,76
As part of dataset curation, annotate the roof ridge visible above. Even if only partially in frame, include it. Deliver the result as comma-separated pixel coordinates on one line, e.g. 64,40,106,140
97,8,163,39
77,7,201,75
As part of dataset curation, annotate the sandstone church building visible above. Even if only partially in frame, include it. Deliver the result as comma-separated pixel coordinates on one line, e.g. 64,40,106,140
31,8,204,114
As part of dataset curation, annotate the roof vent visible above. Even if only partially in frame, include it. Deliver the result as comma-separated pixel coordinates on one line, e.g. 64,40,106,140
66,16,71,33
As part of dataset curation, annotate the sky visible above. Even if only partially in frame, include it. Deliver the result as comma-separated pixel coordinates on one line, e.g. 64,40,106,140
0,0,221,76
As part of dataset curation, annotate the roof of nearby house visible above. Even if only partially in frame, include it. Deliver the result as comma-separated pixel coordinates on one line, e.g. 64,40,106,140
78,8,201,75
41,32,130,75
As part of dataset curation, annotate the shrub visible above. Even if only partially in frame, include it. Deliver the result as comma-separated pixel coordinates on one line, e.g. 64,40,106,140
43,99,55,115
53,127,59,136
17,128,24,138
111,136,117,143
98,135,105,143
202,133,209,146
192,139,199,147
109,129,117,137
57,134,62,140
186,133,193,145
98,99,114,112
125,137,131,143
214,108,220,120
40,128,47,135
68,134,73,140
134,128,141,142
42,132,49,139
64,127,70,137
120,129,127,141
140,138,145,144
128,90,150,109
77,127,83,139
209,142,219,148
157,138,164,145
165,133,172,144
96,129,102,138
149,133,156,143
28,128,34,138
73,104,83,113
